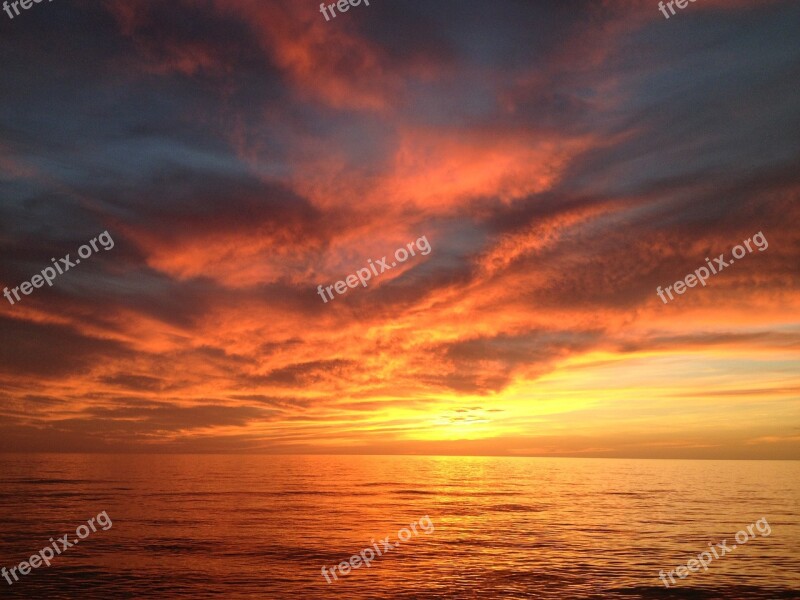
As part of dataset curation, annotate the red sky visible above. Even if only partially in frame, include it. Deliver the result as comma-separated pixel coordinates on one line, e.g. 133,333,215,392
0,0,798,458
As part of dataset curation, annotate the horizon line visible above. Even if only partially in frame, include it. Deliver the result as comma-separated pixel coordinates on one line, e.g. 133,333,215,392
1,452,798,461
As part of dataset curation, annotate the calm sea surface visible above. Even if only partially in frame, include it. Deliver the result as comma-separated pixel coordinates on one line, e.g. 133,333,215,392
0,455,798,599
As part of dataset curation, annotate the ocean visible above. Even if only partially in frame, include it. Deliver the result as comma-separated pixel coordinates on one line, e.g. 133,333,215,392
0,454,798,599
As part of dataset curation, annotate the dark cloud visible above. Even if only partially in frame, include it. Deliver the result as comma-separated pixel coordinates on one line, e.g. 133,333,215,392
262,360,356,386
0,316,134,378
98,373,166,392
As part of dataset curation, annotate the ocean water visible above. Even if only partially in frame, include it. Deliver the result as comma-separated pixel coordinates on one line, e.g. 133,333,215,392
0,454,798,599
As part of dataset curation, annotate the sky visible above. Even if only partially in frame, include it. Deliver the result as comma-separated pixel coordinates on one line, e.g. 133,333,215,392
0,0,798,458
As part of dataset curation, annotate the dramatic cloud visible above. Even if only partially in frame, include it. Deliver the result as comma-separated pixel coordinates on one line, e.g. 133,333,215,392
0,0,798,457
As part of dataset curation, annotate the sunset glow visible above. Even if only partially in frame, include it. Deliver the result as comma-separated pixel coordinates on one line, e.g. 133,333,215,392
1,0,798,460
